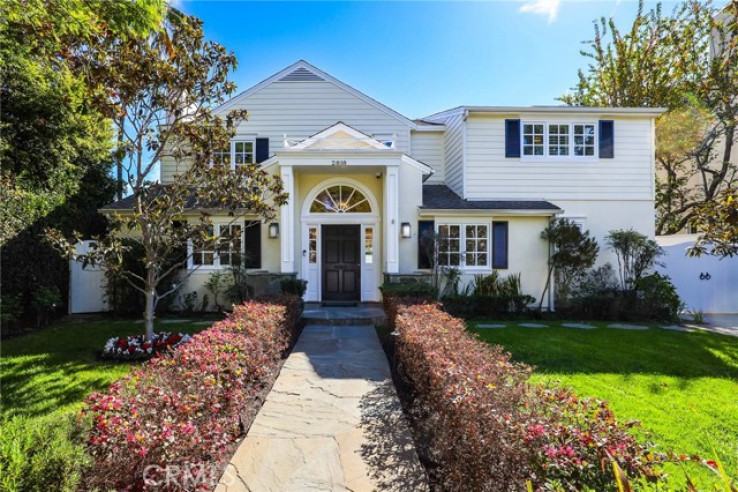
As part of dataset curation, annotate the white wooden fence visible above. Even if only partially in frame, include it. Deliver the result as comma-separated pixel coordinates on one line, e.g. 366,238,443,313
656,234,738,313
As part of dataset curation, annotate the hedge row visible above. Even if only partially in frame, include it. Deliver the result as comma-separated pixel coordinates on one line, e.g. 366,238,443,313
392,303,664,491
81,296,302,491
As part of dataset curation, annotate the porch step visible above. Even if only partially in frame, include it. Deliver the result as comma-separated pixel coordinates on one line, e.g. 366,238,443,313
301,303,386,326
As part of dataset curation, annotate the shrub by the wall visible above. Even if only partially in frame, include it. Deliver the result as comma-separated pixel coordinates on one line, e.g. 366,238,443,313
81,297,302,490
392,303,664,490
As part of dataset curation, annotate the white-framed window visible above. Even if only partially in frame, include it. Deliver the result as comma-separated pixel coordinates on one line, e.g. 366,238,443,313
522,123,545,156
548,124,570,156
522,122,597,159
573,124,596,156
436,223,489,269
233,140,254,168
213,140,255,169
190,222,244,269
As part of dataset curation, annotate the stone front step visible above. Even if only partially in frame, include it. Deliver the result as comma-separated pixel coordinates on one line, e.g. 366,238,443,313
301,303,386,327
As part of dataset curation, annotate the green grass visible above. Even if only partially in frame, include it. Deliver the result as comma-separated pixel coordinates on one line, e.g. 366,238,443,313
469,320,738,488
1,317,218,421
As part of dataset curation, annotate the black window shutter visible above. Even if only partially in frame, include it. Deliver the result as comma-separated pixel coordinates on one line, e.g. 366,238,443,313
492,221,508,269
255,138,269,163
505,119,521,158
243,221,262,268
599,120,614,158
418,220,435,269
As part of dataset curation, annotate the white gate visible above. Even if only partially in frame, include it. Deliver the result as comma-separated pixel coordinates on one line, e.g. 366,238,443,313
69,240,109,314
656,234,738,313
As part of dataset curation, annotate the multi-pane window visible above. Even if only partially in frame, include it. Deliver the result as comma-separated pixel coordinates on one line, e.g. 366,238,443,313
192,225,215,266
573,124,596,156
436,224,490,268
465,225,488,267
548,124,570,156
233,141,254,168
214,149,231,166
522,123,544,156
437,224,461,266
191,223,249,269
522,122,597,158
217,224,243,267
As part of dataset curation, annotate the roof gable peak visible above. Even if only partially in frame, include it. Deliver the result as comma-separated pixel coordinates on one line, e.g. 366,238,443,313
215,60,422,129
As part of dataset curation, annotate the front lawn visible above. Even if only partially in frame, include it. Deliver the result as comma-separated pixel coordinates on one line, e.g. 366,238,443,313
1,317,217,421
470,321,738,487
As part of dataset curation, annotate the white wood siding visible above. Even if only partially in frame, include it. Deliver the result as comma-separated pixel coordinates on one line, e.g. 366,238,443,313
426,111,464,196
410,131,445,183
162,81,421,182
464,115,654,201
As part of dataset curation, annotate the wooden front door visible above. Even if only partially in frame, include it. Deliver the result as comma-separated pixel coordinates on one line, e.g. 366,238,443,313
322,225,361,302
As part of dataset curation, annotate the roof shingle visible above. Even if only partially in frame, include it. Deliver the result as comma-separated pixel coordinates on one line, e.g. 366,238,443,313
421,185,561,212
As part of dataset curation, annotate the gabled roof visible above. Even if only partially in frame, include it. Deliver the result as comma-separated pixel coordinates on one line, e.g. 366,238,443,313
421,185,561,212
288,122,391,150
215,60,436,130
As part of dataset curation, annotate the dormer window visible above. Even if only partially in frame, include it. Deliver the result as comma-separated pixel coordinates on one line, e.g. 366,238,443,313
521,122,597,159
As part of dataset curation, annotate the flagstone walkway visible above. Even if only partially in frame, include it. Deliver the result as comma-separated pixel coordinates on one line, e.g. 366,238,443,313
215,324,428,492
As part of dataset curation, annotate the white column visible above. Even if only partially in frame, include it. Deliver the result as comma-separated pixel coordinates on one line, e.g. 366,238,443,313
384,165,400,273
280,166,295,273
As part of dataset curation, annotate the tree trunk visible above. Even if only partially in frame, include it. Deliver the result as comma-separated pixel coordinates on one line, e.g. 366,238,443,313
144,288,155,342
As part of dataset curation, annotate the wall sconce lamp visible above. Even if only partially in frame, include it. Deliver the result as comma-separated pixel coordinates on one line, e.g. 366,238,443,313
268,223,280,239
401,222,412,239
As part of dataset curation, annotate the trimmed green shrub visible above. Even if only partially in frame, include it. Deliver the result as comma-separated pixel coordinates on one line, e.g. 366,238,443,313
380,282,437,299
280,277,308,297
0,413,89,492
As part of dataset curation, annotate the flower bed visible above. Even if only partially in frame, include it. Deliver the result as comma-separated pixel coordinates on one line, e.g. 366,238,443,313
101,332,191,360
390,301,665,490
81,296,302,491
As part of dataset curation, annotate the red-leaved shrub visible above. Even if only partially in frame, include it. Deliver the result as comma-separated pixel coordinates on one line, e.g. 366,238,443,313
392,302,664,491
81,297,302,491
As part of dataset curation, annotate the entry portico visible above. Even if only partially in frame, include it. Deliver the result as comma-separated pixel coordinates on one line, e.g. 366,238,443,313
260,122,433,302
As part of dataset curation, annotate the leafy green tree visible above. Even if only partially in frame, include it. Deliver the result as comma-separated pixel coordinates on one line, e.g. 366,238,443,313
563,0,737,234
0,0,165,244
689,187,738,258
606,229,664,290
47,10,288,340
540,218,600,309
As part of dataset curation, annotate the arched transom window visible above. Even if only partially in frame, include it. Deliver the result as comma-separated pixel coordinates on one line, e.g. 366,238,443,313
309,185,372,213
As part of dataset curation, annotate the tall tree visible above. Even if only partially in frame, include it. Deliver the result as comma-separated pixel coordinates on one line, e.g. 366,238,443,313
0,0,165,244
690,187,738,258
562,0,738,234
0,0,165,326
47,9,288,340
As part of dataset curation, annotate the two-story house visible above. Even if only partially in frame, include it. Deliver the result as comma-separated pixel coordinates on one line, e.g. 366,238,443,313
103,60,662,309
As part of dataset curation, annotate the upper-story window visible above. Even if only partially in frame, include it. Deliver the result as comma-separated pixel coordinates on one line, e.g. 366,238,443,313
213,140,255,168
233,141,254,167
522,122,597,159
573,124,596,156
522,123,544,156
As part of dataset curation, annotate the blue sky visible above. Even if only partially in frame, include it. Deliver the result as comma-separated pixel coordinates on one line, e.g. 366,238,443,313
174,0,675,118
